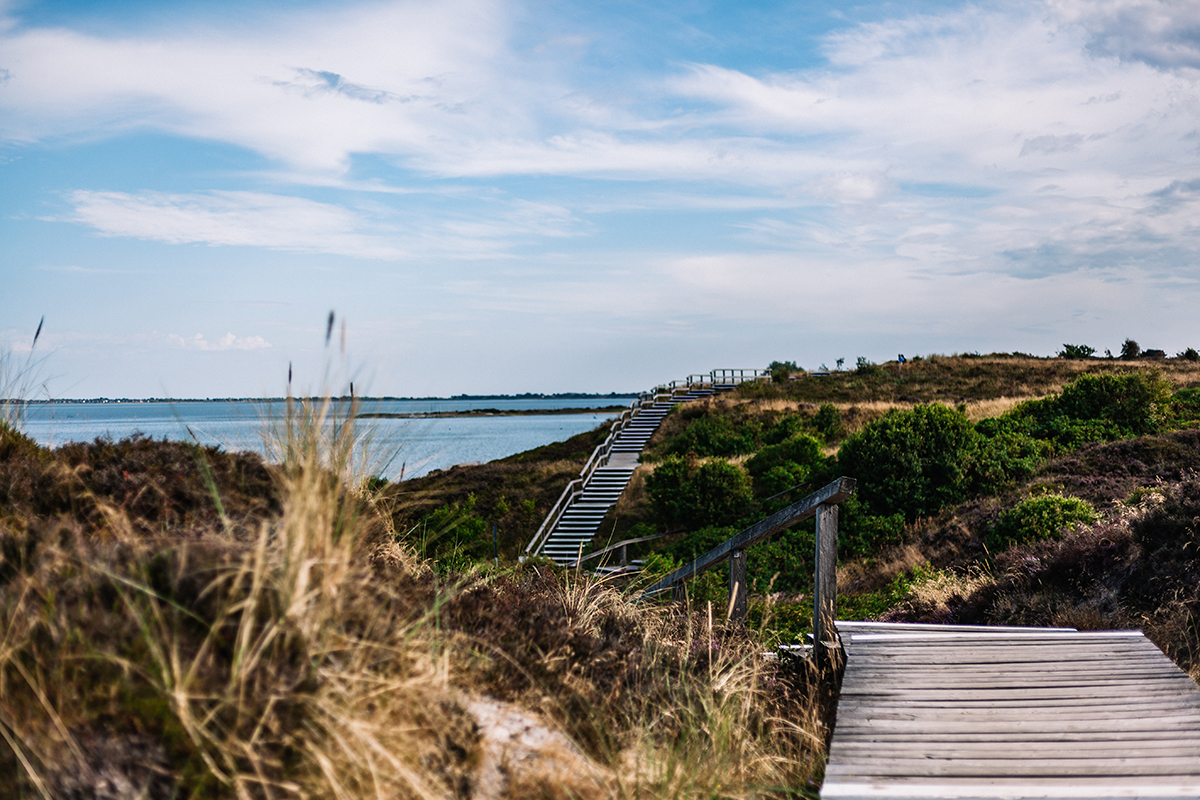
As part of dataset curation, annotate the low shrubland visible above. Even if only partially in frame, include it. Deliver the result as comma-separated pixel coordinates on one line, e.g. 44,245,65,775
9,349,1200,796
0,401,827,799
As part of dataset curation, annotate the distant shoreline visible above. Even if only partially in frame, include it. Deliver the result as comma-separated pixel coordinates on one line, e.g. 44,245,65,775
8,394,639,405
357,406,627,419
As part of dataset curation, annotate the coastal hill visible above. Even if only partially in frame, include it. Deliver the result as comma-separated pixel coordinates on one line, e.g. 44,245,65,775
2,349,1200,798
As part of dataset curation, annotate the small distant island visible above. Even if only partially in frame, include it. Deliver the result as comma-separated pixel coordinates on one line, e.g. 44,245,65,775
357,405,628,419
14,392,639,404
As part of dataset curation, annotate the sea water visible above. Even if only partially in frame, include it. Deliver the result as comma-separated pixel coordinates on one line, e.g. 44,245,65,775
17,398,634,480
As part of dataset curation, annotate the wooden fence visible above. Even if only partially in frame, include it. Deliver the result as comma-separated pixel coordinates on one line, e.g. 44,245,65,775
639,476,856,665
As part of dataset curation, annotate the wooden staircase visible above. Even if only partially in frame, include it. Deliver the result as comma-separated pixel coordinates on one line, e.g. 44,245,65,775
526,373,763,567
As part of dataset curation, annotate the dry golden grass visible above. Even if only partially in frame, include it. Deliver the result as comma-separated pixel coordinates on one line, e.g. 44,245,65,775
0,392,829,800
960,397,1029,423
837,543,928,595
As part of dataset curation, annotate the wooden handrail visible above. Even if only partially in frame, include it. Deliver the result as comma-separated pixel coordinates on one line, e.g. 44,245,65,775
574,531,672,567
524,478,582,556
637,476,856,666
525,371,771,559
638,477,855,597
526,395,642,558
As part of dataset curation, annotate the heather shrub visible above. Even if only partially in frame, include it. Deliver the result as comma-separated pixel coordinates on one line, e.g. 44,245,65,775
989,494,1097,550
1130,477,1200,555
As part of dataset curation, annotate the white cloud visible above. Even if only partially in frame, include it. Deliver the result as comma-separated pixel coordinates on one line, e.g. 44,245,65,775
65,190,410,258
1053,0,1200,70
168,332,272,351
4,0,1200,340
61,189,583,258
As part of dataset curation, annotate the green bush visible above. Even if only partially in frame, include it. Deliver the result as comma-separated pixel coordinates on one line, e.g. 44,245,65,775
762,414,807,445
836,495,907,559
746,433,823,478
855,356,881,375
665,414,760,457
967,426,1051,495
989,494,1097,550
767,360,799,383
1005,371,1172,445
836,403,977,521
645,456,756,530
417,493,490,567
754,463,808,500
811,403,844,441
1173,388,1200,427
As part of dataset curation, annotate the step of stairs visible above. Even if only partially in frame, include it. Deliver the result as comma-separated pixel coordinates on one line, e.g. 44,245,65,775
534,382,732,566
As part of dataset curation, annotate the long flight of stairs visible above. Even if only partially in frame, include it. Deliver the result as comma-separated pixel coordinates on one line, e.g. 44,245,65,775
539,384,721,566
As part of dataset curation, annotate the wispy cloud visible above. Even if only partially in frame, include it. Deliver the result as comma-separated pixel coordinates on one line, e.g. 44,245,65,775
5,0,1200,396
64,190,410,258
168,332,272,351
59,189,583,258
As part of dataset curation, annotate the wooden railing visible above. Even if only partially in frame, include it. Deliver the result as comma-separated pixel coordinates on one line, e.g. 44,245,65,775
524,390,666,559
639,477,856,666
524,371,772,560
574,531,671,570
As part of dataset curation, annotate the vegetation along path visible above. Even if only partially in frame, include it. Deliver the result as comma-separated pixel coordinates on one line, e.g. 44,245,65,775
823,621,1200,799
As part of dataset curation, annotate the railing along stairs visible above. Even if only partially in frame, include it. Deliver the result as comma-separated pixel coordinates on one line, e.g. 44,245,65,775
524,369,767,567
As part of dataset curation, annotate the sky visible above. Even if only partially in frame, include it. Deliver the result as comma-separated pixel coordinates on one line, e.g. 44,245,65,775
2,0,1199,398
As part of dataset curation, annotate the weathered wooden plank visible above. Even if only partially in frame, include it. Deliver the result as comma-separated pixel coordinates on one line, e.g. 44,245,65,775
844,639,1163,652
836,621,1078,633
830,743,1200,760
814,500,839,667
825,758,1200,778
840,651,1171,666
830,734,1200,748
832,710,1200,726
821,780,1200,800
832,717,1200,735
840,674,1196,690
842,664,1184,679
835,698,1200,714
838,687,1198,702
823,621,1200,800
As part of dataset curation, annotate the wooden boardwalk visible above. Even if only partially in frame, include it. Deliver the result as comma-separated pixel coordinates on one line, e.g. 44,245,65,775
823,621,1200,799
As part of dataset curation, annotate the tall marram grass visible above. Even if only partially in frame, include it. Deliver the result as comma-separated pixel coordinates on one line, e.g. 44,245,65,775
0,386,827,798
0,390,476,799
0,318,45,433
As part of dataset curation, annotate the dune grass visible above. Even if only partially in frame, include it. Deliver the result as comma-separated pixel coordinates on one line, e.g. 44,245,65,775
0,385,830,799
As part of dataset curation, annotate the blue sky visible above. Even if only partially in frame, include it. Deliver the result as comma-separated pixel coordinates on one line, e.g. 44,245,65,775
2,0,1199,398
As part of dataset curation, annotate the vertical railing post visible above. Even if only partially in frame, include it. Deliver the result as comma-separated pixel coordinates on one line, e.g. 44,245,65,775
813,502,838,669
729,549,747,620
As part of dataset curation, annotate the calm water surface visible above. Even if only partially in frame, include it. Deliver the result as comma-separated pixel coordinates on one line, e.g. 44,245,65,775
20,398,634,479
